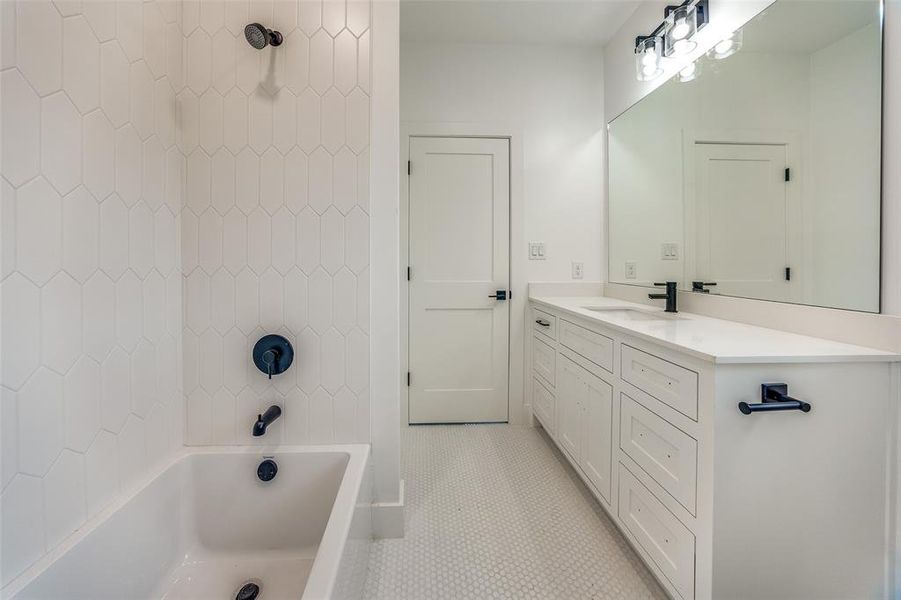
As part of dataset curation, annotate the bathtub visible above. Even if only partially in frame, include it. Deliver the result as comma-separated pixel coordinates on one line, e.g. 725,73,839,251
5,445,371,600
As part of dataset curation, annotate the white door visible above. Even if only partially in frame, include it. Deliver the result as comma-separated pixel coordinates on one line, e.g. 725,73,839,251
408,137,510,423
693,143,797,302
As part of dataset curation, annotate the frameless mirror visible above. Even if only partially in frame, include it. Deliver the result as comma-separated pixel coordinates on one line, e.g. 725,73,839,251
608,0,883,312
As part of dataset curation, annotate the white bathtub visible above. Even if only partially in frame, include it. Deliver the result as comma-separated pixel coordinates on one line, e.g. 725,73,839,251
5,445,371,600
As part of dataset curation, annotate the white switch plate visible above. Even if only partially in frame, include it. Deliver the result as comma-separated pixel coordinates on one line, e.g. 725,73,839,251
528,242,546,260
571,262,584,279
625,261,637,279
661,243,679,260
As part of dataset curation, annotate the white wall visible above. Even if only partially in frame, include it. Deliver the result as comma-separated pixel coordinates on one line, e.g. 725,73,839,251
0,0,184,587
180,0,373,447
401,42,606,283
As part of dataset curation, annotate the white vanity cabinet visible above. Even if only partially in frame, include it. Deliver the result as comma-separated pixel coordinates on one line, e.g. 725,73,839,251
528,297,900,600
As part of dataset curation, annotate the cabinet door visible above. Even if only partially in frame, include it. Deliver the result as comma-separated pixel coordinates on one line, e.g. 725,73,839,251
556,356,583,461
582,371,613,504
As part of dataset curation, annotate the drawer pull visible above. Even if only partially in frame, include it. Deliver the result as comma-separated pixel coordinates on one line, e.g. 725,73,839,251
535,319,550,327
739,383,811,415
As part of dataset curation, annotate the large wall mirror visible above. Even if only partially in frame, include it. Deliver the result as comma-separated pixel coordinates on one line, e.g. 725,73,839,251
608,0,883,312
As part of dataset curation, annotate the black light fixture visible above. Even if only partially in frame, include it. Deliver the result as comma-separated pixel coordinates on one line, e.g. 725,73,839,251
634,0,709,81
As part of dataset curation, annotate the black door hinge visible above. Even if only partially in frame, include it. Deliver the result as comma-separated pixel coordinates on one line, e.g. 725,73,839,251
784,167,791,182
785,266,791,281
406,372,411,386
407,160,411,175
406,266,411,281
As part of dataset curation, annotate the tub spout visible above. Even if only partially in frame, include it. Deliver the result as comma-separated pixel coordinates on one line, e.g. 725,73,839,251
253,405,282,437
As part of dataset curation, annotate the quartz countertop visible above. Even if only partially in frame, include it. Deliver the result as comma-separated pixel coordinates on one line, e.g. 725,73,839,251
530,295,900,364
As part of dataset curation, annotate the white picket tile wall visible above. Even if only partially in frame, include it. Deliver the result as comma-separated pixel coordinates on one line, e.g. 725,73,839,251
0,0,185,586
180,0,371,447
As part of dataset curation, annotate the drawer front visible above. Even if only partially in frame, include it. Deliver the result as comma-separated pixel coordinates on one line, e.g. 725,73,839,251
620,394,697,514
532,377,556,434
559,319,614,373
532,307,557,339
532,335,556,387
621,345,698,420
618,464,695,600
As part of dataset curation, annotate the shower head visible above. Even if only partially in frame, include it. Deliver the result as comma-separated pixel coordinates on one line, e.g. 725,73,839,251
244,23,283,49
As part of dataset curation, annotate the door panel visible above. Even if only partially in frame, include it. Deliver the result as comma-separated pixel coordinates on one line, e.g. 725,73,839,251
556,356,582,461
694,143,795,301
582,370,613,504
408,137,510,423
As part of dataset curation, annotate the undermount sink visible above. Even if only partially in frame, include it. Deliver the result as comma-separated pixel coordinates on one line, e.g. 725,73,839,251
582,307,681,321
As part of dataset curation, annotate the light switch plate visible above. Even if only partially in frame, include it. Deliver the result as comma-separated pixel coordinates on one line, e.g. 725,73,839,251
661,243,679,260
528,242,546,260
571,262,584,279
625,261,637,279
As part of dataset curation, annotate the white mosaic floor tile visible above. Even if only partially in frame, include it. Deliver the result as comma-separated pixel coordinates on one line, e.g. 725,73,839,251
363,424,666,599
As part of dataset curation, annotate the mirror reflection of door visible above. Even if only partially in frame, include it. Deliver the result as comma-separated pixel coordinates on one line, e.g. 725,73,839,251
690,142,799,302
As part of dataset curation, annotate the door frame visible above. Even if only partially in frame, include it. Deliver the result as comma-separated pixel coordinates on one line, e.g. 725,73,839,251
399,122,525,426
682,128,805,303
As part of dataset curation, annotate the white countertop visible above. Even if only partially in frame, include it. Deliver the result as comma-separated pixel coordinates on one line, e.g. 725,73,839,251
531,296,900,364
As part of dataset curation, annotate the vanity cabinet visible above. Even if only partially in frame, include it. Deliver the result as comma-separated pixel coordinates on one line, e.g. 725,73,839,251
556,354,614,503
528,297,899,600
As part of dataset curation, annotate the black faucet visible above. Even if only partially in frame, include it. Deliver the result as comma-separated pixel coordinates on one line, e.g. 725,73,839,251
691,281,717,293
649,282,678,313
253,405,282,437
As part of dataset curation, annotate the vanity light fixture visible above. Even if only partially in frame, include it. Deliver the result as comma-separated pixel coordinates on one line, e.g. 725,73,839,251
664,4,700,57
708,29,743,60
633,0,709,81
635,36,664,81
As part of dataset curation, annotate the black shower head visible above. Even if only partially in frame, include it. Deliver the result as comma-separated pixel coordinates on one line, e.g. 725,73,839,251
244,23,283,49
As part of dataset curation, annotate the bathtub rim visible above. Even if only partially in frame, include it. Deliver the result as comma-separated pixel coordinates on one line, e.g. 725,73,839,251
2,443,371,600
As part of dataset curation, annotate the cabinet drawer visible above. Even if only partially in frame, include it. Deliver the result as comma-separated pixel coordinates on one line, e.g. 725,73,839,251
621,345,698,420
532,307,557,339
532,335,556,387
618,464,695,600
532,377,555,435
620,394,697,514
560,319,613,373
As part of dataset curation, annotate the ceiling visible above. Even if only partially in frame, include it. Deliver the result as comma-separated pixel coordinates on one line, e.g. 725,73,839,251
400,0,640,46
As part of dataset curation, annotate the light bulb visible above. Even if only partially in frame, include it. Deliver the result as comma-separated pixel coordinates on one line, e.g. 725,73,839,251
680,63,696,78
641,49,657,67
671,38,696,56
715,39,733,55
642,63,658,77
671,17,690,41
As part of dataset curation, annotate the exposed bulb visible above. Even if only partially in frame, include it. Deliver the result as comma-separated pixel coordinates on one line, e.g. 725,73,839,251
642,63,659,77
671,17,690,41
641,49,658,67
670,38,696,56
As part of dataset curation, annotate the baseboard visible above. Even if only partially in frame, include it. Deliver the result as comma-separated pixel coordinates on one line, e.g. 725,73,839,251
372,479,405,539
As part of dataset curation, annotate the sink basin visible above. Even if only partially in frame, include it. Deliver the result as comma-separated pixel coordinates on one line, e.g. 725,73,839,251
582,307,680,321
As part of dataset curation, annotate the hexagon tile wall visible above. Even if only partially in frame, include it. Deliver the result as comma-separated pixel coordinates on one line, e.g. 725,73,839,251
0,0,371,587
180,0,371,447
1,0,185,585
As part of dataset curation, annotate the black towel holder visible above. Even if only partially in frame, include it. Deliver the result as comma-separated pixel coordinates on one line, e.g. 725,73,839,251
738,383,811,415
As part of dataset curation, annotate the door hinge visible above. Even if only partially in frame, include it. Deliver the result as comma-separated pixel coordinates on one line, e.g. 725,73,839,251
407,160,411,175
784,167,791,182
785,266,792,281
406,372,411,386
406,266,411,281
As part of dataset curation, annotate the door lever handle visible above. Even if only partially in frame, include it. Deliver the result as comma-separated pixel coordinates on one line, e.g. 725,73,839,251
488,290,508,301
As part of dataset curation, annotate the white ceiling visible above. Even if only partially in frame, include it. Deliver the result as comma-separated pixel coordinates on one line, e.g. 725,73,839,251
400,0,640,46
